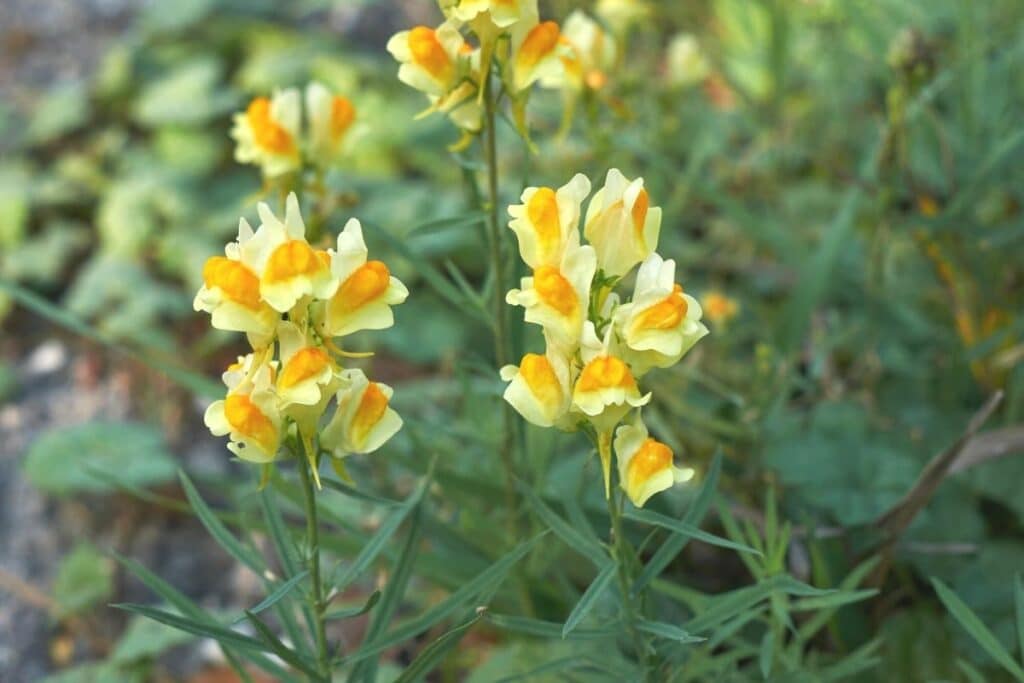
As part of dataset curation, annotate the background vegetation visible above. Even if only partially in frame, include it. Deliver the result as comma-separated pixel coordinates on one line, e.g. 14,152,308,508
1,0,1023,680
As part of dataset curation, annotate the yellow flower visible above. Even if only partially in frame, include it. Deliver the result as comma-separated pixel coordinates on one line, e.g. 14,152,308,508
275,321,339,409
560,11,617,92
665,33,710,89
613,253,708,375
387,22,469,98
442,0,538,31
500,350,573,428
506,241,596,351
614,417,692,507
239,193,337,314
596,0,650,31
701,290,739,326
305,81,357,168
507,173,590,269
321,369,403,458
205,356,283,463
584,168,661,278
511,20,567,92
194,221,279,347
571,322,650,432
231,89,301,177
315,218,409,339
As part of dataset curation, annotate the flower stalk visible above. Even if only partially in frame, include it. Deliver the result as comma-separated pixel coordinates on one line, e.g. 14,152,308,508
297,439,331,682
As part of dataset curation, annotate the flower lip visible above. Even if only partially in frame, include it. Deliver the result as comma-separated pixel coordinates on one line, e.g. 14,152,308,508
224,393,278,452
533,265,578,316
246,97,296,156
278,347,331,389
576,355,635,392
334,261,391,312
409,26,453,82
203,256,263,310
263,240,324,284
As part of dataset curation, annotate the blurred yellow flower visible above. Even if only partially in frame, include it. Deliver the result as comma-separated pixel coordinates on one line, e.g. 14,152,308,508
321,369,403,458
701,290,739,325
666,33,710,89
584,168,662,278
305,81,357,168
615,418,692,508
596,0,650,30
507,173,591,269
614,253,708,375
442,0,538,31
561,11,617,92
511,20,567,92
231,89,301,177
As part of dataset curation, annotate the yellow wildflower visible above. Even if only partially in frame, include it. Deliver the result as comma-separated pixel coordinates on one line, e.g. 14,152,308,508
321,369,403,458
231,89,301,177
584,169,661,278
614,417,692,507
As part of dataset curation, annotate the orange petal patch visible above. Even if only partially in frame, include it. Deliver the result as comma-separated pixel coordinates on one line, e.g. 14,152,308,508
246,97,296,156
409,27,453,82
627,438,673,490
352,382,389,445
519,353,563,407
635,284,687,331
526,187,561,260
576,356,636,392
518,21,560,70
330,96,355,141
333,261,390,313
264,240,325,284
203,257,263,310
225,394,277,451
533,265,577,316
279,347,331,389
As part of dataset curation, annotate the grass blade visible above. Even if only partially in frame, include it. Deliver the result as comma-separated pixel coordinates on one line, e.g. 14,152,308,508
179,470,265,574
393,610,484,683
231,570,309,624
636,619,705,644
518,479,607,568
623,507,761,557
932,577,1024,680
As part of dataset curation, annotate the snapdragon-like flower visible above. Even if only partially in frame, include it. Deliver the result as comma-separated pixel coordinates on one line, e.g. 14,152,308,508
506,241,596,351
205,355,283,463
615,417,693,507
510,20,568,93
197,194,406,474
507,173,591,269
321,369,403,459
305,81,357,168
316,218,409,339
501,170,706,507
560,11,618,92
231,89,301,177
441,0,538,31
584,168,662,278
665,33,710,89
613,253,708,375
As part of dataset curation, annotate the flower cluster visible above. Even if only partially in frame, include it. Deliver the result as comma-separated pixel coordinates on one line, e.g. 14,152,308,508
385,1,619,144
231,81,359,178
501,170,708,507
195,193,407,477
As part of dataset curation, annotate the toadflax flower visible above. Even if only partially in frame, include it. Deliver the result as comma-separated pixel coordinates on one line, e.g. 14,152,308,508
507,173,591,269
205,355,283,463
560,11,618,92
614,417,693,507
240,193,337,313
501,170,705,507
613,253,708,375
321,369,403,459
231,89,302,178
316,218,409,339
510,20,567,93
584,168,662,278
197,195,406,475
305,81,357,168
665,33,710,89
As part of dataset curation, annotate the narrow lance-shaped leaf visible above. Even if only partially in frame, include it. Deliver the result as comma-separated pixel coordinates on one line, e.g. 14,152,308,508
623,507,761,556
562,562,616,638
179,470,265,573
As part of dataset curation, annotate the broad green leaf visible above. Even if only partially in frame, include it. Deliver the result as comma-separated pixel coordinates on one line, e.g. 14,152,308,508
53,544,113,618
27,83,89,144
24,422,176,496
932,577,1024,680
623,508,760,556
562,562,616,638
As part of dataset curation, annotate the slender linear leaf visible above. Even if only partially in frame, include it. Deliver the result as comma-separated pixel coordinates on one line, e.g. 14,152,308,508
790,588,877,612
112,603,269,654
623,508,760,556
562,562,616,638
932,577,1024,680
392,611,484,683
179,470,265,573
321,477,401,507
518,479,607,567
231,570,308,625
325,590,380,621
244,610,321,678
487,614,619,640
495,656,587,682
1016,574,1024,666
634,452,722,594
636,619,705,644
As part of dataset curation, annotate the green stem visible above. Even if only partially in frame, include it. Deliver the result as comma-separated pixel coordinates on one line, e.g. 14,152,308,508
482,71,517,525
297,441,331,682
602,439,653,680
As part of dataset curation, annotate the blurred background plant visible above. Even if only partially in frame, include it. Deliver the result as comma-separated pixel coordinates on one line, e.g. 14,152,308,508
1,0,1023,681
